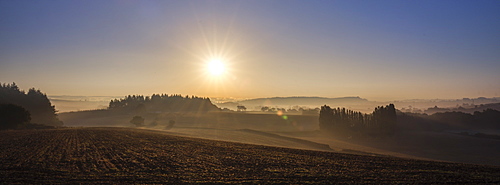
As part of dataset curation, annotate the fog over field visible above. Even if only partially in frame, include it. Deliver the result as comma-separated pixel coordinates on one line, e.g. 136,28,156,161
3,127,499,184
2,0,500,183
47,94,500,167
50,95,500,113
59,110,500,167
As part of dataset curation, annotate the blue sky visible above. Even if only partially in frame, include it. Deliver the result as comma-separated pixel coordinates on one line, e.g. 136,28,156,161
1,0,499,100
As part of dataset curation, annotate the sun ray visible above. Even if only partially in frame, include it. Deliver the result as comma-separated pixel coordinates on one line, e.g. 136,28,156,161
173,3,249,98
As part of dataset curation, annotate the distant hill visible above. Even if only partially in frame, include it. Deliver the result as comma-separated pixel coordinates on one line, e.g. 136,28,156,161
424,102,500,114
393,97,500,113
215,96,379,112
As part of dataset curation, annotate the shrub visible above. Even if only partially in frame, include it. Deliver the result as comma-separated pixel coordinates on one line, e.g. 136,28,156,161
130,116,145,127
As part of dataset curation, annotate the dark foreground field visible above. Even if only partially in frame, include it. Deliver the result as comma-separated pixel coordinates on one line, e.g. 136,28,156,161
1,128,499,184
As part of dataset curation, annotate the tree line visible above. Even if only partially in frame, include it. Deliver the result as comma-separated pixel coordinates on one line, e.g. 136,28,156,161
0,82,63,129
319,104,397,137
260,106,320,115
428,109,500,129
0,104,31,129
108,94,220,113
398,108,500,131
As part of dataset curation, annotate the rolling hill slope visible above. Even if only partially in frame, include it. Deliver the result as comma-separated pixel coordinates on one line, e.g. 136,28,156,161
1,127,499,184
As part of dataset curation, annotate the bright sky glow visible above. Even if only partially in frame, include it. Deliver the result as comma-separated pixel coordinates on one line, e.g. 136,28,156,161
207,59,225,76
0,0,499,101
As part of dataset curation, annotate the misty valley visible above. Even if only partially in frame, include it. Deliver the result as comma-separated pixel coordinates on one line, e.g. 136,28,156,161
1,83,500,183
3,0,500,183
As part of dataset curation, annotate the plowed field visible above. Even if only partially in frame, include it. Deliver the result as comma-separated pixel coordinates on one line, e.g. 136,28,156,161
1,127,499,184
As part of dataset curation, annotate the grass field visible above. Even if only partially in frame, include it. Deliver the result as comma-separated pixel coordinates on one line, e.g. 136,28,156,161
1,127,499,184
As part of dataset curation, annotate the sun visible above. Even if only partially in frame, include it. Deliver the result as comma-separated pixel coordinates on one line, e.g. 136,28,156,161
207,59,226,76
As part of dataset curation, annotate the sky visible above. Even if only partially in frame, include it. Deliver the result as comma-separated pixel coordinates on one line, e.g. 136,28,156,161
1,0,499,101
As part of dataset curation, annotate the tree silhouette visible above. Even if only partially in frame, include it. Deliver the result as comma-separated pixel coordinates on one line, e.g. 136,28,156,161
0,82,62,126
0,104,31,130
237,105,247,111
130,116,145,127
261,106,269,112
319,104,397,137
109,94,220,113
319,105,334,131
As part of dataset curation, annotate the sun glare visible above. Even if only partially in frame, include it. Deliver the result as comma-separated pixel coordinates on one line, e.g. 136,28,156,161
207,59,226,76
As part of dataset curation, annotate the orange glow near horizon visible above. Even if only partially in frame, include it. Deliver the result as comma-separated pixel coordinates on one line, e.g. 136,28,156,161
181,34,240,98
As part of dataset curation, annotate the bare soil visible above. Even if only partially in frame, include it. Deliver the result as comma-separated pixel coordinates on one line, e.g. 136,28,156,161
1,127,499,184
